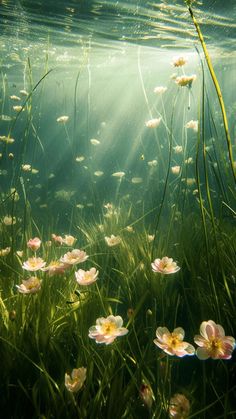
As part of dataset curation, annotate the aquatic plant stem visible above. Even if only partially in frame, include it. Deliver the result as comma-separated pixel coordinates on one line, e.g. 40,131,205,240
198,48,234,312
187,4,235,183
195,63,221,321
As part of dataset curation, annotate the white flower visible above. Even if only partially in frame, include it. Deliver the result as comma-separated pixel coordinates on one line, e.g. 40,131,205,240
105,235,122,247
22,164,31,172
42,260,69,276
185,157,193,164
3,215,16,225
154,326,195,357
89,315,128,345
145,117,161,128
104,203,113,210
62,235,76,246
75,267,99,286
154,86,167,94
151,256,180,274
22,257,46,271
16,276,41,294
60,249,88,265
16,250,23,258
20,89,28,96
186,178,196,186
131,177,143,184
185,120,198,132
111,171,125,178
65,367,86,393
147,160,158,167
0,247,11,256
172,55,188,67
90,138,100,145
57,115,69,123
171,166,181,175
10,95,21,101
94,171,104,177
13,105,23,112
75,155,85,162
175,75,196,88
125,226,134,233
31,168,39,174
173,145,183,154
169,393,190,418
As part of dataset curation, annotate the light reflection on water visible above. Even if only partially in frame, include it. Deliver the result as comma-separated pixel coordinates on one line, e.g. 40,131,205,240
0,0,236,52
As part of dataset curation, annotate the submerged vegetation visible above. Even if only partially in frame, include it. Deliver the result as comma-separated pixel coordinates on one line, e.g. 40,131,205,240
0,1,236,418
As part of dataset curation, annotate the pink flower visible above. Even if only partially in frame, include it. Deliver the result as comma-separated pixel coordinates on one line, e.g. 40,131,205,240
89,315,128,345
27,237,41,251
42,260,70,276
75,267,99,286
194,320,235,360
145,117,162,128
154,327,195,357
140,383,154,410
151,257,180,274
22,257,46,271
60,249,88,265
16,277,41,294
169,393,190,418
51,234,63,245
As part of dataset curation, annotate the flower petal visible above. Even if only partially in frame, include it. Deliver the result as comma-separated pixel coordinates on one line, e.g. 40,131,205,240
196,347,210,360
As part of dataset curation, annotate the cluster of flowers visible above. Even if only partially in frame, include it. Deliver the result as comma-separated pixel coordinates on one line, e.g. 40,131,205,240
64,315,235,416
65,365,190,419
145,55,197,130
16,235,99,294
150,257,235,359
139,384,190,418
154,320,235,360
85,312,235,362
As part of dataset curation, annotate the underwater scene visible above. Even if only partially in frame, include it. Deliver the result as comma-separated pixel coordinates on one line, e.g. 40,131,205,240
0,0,236,417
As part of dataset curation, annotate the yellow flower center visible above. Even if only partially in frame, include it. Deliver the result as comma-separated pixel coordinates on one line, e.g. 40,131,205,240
169,336,179,348
27,279,39,289
102,322,116,334
207,338,223,356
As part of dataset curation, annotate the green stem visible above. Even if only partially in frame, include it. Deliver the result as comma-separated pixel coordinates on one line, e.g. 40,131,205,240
188,5,235,183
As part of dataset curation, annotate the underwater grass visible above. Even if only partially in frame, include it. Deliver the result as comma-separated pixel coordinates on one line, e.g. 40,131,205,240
0,14,236,419
1,201,235,417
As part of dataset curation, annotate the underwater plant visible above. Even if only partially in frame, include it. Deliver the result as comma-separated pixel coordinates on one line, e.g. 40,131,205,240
168,393,190,418
60,249,88,265
154,327,195,357
88,315,128,345
16,276,41,294
22,257,46,271
151,256,180,274
27,237,41,251
65,367,87,393
194,320,236,360
75,267,99,286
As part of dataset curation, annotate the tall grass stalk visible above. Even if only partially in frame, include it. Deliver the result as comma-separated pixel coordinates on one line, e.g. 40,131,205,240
186,1,235,183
